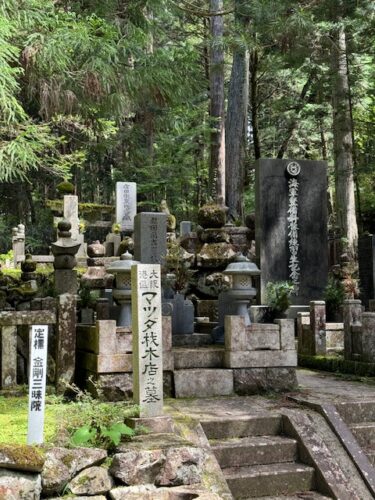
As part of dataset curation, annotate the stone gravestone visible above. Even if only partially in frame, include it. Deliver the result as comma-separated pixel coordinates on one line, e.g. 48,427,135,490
180,221,192,238
63,195,85,257
162,293,194,335
116,182,137,233
131,263,163,417
12,224,25,266
134,213,167,265
358,235,375,309
27,325,48,444
255,159,328,304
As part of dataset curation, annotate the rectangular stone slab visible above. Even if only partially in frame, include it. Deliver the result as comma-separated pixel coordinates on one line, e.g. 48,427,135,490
77,351,133,373
0,326,17,388
224,350,297,368
174,369,234,398
255,158,328,304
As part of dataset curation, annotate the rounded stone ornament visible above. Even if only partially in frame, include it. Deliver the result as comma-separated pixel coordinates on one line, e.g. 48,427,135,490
286,161,301,177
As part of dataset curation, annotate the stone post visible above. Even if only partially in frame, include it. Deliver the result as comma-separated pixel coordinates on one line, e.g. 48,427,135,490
131,263,163,417
12,224,25,266
55,293,77,393
296,312,311,355
116,182,137,233
134,213,167,265
369,299,375,312
52,220,80,295
343,299,362,361
310,301,326,355
361,313,375,363
0,326,17,388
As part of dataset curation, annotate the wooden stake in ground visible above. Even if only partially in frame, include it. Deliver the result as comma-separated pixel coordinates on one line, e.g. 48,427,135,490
27,325,48,445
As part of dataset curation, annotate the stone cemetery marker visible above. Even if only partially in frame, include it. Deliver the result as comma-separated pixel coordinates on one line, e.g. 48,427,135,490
116,182,137,232
180,221,192,237
131,263,163,417
134,213,167,265
358,235,375,309
27,325,48,444
255,159,328,304
64,195,79,240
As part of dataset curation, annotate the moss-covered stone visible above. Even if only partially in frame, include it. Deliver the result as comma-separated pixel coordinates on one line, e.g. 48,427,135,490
298,354,375,377
0,444,45,472
56,181,75,195
197,204,226,229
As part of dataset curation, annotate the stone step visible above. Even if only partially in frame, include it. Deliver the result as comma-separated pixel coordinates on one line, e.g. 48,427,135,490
224,462,315,499
173,346,225,369
349,422,375,447
211,435,298,468
173,369,234,398
172,333,213,347
337,401,375,424
201,415,282,440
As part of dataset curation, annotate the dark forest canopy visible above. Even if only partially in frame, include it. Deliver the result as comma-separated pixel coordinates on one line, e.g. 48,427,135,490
0,0,374,255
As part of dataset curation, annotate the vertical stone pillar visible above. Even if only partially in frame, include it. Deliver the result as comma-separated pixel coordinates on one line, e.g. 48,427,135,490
296,312,311,355
310,301,326,355
369,299,375,312
12,224,25,266
131,263,163,417
55,293,77,393
63,195,79,241
0,326,17,388
116,182,137,233
361,313,375,363
343,299,362,361
134,213,167,265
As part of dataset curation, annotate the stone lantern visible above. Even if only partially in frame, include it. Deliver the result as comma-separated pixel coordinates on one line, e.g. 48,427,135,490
107,251,139,327
223,254,260,326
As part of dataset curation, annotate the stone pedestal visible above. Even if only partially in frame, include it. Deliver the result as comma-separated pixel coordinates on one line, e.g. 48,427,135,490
55,269,78,296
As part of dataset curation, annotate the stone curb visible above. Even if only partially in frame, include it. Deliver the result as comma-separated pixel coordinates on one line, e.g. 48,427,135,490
287,395,375,498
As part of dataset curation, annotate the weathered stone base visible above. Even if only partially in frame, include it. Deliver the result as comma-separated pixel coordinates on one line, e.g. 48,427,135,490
174,369,234,398
125,416,175,434
82,371,174,401
233,368,298,395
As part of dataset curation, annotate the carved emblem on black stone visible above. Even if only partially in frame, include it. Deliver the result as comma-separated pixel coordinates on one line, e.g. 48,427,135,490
286,161,301,177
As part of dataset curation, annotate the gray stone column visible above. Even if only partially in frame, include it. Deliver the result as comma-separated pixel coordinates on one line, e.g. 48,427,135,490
361,313,375,363
56,293,77,393
310,301,326,355
0,326,17,388
343,299,362,361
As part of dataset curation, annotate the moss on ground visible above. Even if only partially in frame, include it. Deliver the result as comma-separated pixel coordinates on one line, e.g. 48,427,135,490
298,354,375,378
0,395,61,445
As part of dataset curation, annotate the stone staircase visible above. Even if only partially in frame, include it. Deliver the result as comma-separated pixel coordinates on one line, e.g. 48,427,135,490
201,415,331,499
337,401,375,466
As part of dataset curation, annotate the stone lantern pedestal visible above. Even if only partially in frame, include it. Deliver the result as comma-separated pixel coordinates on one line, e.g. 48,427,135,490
51,220,80,295
213,254,261,343
107,252,139,327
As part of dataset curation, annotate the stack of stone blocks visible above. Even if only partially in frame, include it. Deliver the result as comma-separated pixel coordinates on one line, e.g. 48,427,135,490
76,317,174,399
297,301,344,356
343,299,375,363
224,316,297,393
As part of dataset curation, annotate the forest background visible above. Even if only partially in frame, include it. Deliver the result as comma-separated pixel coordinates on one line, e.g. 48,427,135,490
0,0,373,259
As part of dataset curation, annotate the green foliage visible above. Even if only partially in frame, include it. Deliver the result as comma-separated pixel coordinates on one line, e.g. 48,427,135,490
265,281,294,317
298,354,375,378
323,276,345,318
62,383,138,449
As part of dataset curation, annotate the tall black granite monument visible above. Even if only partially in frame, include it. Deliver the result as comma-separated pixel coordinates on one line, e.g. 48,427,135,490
255,159,328,305
358,234,375,309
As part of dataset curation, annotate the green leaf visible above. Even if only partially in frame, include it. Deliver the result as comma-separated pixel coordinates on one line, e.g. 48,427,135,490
70,425,96,446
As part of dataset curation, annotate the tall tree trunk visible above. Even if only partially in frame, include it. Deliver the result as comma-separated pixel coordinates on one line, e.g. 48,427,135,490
209,0,225,205
249,47,261,160
276,71,315,159
331,26,358,258
225,0,250,221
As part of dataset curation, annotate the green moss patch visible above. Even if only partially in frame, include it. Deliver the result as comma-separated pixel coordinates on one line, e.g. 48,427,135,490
298,354,375,378
0,443,45,471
